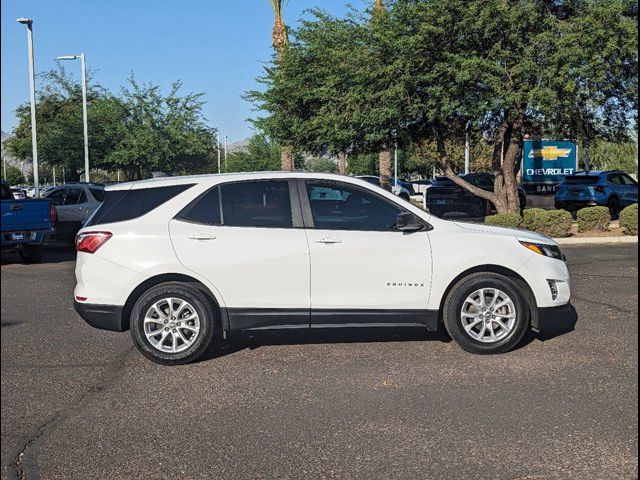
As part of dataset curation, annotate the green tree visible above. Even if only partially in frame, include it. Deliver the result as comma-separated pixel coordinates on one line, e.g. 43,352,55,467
590,140,639,174
250,0,637,213
103,78,217,179
223,133,285,172
4,66,123,181
5,67,218,181
3,165,24,186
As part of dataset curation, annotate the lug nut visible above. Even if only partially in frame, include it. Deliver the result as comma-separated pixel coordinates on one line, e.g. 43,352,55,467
165,327,169,331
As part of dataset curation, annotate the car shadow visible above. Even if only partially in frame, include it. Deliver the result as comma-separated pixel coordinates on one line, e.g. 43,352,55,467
197,326,452,363
197,306,579,362
0,241,76,266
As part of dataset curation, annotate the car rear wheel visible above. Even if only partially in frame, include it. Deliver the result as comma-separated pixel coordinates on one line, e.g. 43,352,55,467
443,272,529,354
469,197,486,217
18,245,44,264
130,282,215,365
608,197,620,220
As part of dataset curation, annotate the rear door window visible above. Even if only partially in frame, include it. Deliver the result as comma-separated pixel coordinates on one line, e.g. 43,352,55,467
63,188,83,205
220,181,292,228
47,189,67,205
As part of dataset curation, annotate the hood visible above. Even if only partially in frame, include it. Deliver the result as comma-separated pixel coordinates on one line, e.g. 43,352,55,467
453,221,556,245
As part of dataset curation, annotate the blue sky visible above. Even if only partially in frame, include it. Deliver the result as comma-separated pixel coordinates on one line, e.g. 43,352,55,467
1,0,368,142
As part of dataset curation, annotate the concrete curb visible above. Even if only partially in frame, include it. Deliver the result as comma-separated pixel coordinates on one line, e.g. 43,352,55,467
554,236,638,245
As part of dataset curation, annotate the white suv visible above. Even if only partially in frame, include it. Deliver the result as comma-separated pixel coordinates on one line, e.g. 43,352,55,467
74,172,571,365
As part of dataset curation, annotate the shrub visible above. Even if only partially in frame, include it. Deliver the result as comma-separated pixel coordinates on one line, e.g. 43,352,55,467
576,206,611,232
485,213,522,228
541,210,574,238
619,203,638,235
522,208,547,231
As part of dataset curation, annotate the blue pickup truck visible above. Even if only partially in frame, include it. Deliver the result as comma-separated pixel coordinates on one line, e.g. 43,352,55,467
1,180,56,263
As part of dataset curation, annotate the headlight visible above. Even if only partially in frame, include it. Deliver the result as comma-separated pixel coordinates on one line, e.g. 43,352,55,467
520,241,565,261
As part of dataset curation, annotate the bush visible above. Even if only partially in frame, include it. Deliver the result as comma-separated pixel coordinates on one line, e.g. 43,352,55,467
484,213,522,228
619,203,638,236
576,206,611,232
541,210,574,238
522,208,547,231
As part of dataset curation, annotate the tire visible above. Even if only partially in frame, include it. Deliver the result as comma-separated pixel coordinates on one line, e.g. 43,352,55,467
469,197,486,217
399,193,411,202
443,272,530,355
607,197,620,220
130,282,216,365
19,245,44,264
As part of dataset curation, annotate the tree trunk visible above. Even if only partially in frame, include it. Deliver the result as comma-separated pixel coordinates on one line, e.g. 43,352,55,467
379,149,392,190
338,151,347,175
435,126,498,205
280,146,295,171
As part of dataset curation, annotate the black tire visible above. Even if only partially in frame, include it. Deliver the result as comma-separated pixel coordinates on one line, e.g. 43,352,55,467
399,193,411,202
130,282,216,365
19,245,44,264
607,197,620,220
469,197,486,217
429,208,444,218
443,272,530,355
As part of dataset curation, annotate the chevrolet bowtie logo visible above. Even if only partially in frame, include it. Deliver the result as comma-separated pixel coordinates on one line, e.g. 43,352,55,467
528,146,572,161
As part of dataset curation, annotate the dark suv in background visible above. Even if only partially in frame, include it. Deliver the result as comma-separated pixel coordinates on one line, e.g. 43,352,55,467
555,170,638,218
426,173,526,217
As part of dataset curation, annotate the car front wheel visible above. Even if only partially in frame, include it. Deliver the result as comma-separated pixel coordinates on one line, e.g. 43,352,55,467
130,282,215,365
443,272,529,354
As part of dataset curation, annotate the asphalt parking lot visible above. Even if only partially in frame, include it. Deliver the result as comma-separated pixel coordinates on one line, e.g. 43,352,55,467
1,243,638,480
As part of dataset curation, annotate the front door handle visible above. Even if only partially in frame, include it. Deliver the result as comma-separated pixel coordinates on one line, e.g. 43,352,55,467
315,237,342,244
188,233,217,241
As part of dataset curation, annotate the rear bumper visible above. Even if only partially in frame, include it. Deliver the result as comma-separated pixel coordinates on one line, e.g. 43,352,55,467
74,301,125,332
1,231,51,248
555,200,601,210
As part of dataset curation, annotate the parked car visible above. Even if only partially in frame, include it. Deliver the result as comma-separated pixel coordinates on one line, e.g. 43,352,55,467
10,188,27,200
44,183,105,240
355,175,413,201
410,179,434,195
426,173,527,217
555,170,638,219
74,172,571,365
1,180,56,263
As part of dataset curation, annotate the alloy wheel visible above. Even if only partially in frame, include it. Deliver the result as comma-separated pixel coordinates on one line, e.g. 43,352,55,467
460,288,517,343
143,297,201,353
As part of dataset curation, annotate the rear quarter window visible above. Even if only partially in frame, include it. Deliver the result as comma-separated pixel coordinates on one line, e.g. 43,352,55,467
86,184,194,227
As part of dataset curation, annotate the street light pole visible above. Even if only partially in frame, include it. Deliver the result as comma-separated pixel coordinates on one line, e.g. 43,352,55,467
217,131,221,173
17,18,40,197
224,134,228,170
464,120,472,175
56,54,90,182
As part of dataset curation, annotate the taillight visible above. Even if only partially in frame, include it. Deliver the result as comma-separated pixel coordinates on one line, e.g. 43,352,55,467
76,231,112,254
49,203,57,224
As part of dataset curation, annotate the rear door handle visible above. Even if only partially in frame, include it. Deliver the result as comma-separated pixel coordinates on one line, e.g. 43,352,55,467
188,233,217,241
315,237,342,244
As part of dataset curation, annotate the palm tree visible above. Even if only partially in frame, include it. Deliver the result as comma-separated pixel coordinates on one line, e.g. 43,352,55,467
269,0,295,171
373,0,392,189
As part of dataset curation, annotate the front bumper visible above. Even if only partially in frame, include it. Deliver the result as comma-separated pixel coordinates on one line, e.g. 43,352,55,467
74,301,125,332
531,302,574,332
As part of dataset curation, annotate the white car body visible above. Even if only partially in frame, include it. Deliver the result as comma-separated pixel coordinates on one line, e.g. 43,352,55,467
74,172,571,358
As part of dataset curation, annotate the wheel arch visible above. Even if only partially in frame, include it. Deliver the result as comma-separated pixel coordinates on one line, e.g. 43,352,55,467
121,273,227,333
437,264,539,330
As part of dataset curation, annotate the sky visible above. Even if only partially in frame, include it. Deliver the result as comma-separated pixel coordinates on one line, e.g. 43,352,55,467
1,0,368,143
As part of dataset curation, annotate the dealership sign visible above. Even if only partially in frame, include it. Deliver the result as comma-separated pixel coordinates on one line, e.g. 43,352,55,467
522,140,577,194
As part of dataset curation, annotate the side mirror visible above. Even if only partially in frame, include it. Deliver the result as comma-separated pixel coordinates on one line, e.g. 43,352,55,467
395,212,424,232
